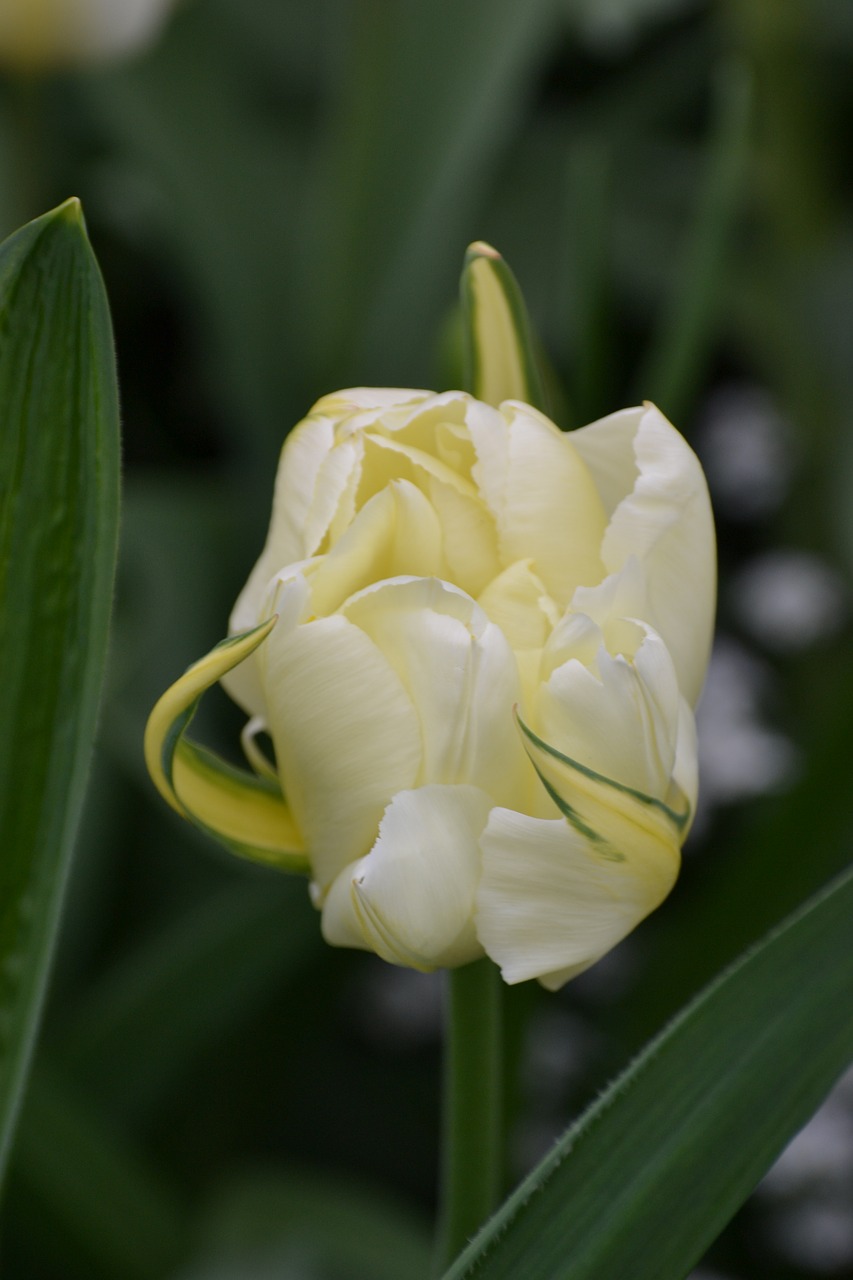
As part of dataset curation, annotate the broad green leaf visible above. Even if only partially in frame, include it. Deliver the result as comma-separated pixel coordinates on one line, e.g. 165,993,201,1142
443,859,853,1280
0,200,120,1177
460,242,546,410
143,619,308,873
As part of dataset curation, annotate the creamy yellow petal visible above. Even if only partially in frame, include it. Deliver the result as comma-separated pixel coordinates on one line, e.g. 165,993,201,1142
477,559,557,651
311,387,433,419
322,785,492,970
228,421,362,652
477,807,679,987
573,404,716,705
143,618,307,872
537,618,682,798
342,577,528,807
468,401,607,606
263,610,421,889
425,478,500,597
308,480,444,617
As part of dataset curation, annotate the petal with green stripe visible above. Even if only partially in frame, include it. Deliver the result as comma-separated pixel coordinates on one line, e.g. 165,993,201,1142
459,241,546,410
144,619,308,873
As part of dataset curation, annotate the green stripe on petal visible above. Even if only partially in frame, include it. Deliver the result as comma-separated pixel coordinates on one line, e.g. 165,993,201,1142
460,241,546,410
144,619,308,873
516,709,691,835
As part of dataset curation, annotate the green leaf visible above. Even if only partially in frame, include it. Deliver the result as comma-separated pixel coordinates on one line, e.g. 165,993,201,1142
460,242,547,410
0,201,120,1177
443,859,853,1280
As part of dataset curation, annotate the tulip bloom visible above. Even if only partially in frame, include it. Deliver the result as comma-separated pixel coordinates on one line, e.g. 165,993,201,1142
147,390,715,989
0,0,178,70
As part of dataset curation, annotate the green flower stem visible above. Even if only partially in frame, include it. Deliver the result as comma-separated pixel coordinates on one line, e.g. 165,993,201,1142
434,958,504,1276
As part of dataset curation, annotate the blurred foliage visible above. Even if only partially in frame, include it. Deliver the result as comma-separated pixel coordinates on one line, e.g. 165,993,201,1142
2,0,853,1276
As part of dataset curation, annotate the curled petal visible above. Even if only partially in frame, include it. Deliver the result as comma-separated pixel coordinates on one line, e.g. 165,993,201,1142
477,807,679,989
573,403,716,705
538,617,683,799
322,785,492,970
143,619,307,872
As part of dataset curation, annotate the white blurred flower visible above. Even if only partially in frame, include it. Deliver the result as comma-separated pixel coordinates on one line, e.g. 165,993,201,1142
0,0,179,71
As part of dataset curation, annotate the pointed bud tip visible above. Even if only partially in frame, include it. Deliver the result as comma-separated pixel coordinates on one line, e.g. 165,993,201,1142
56,196,84,224
466,240,502,263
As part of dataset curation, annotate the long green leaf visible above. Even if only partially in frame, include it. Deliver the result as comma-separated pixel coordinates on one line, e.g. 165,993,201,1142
444,858,853,1279
0,201,120,1176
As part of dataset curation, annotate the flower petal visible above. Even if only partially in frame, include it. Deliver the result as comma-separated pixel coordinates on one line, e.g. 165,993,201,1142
477,807,679,988
143,618,307,872
477,559,557,651
468,401,607,606
323,785,492,969
537,617,682,798
342,576,528,806
573,403,716,704
308,479,445,617
263,603,422,889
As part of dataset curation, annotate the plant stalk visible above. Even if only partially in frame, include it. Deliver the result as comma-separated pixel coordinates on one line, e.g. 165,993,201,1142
434,958,504,1276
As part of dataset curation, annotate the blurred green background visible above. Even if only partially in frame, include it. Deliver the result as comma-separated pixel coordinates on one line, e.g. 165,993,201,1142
3,0,853,1276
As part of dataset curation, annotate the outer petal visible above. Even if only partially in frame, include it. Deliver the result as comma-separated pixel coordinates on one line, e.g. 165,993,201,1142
537,618,682,799
229,424,361,635
143,618,307,873
342,577,528,807
467,400,607,606
262,591,422,890
477,807,679,988
573,403,716,705
322,784,492,970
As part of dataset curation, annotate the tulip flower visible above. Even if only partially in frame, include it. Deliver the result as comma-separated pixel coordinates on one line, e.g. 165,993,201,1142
146,386,715,989
0,0,178,70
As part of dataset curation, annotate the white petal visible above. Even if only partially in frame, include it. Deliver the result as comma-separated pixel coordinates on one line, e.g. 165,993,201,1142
342,577,528,807
262,610,421,889
312,387,433,418
228,420,360,634
468,401,607,606
570,405,643,512
308,480,444,617
477,808,679,987
668,697,699,824
574,404,716,704
322,785,492,969
426,478,501,597
477,559,557,651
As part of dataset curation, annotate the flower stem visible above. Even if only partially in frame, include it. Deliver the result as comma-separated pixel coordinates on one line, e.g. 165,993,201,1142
434,957,503,1276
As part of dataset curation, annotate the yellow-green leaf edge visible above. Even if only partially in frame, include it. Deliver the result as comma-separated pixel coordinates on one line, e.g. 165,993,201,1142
460,241,547,410
144,618,308,873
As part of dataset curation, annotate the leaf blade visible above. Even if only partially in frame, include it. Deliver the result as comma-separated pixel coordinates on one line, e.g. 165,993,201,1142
444,859,853,1280
0,200,120,1176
